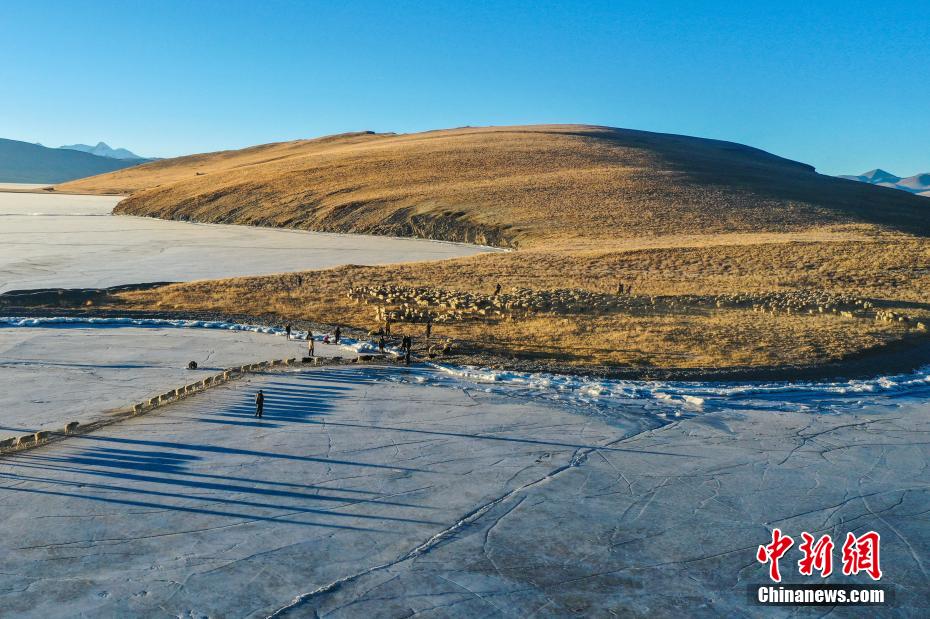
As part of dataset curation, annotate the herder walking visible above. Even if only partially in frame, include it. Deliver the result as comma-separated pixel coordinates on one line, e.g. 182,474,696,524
255,390,265,418
378,334,386,354
285,324,292,340
425,320,432,340
307,335,315,357
334,326,342,344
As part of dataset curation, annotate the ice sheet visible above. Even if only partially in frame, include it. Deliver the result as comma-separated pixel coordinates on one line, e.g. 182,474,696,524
0,191,499,293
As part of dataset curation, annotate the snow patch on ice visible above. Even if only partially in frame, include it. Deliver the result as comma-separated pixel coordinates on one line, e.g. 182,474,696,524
0,315,402,356
414,362,930,418
1,315,287,334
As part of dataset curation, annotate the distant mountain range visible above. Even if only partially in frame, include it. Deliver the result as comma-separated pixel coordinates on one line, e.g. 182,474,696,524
838,169,930,198
59,141,144,160
0,138,151,184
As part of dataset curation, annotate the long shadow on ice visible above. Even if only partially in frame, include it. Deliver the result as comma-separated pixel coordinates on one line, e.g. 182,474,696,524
0,368,442,533
191,370,363,429
5,452,436,526
0,365,691,540
226,367,695,457
245,368,696,458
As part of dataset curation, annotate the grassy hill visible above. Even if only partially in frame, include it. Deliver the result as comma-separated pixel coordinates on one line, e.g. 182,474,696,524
0,138,146,184
59,125,930,248
56,125,930,377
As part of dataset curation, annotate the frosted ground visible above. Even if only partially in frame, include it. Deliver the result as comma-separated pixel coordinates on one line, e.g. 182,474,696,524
0,189,497,293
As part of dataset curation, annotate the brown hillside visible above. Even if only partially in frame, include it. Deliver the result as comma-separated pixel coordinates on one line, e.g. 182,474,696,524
53,125,930,376
59,125,930,249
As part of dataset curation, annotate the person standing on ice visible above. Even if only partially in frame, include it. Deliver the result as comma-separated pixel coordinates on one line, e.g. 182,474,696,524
285,324,292,340
255,390,265,418
334,326,342,344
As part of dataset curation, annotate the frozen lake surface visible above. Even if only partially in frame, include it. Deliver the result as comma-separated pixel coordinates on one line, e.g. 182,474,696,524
1,186,927,616
0,189,498,293
0,322,352,433
0,364,927,617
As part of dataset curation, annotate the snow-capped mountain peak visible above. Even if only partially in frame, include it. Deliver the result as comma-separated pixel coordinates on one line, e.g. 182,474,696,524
838,168,930,197
59,142,144,160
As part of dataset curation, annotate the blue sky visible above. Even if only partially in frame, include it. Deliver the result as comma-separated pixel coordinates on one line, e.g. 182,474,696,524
2,0,927,175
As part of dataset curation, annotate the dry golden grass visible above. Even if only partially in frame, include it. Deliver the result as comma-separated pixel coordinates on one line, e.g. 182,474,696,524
114,232,930,372
60,125,930,249
63,124,930,373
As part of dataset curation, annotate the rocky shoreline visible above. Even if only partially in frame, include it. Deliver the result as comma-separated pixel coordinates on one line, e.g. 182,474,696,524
4,304,930,383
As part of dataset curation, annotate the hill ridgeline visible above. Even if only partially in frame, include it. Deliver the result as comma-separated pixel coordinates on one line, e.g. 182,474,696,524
59,125,930,248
